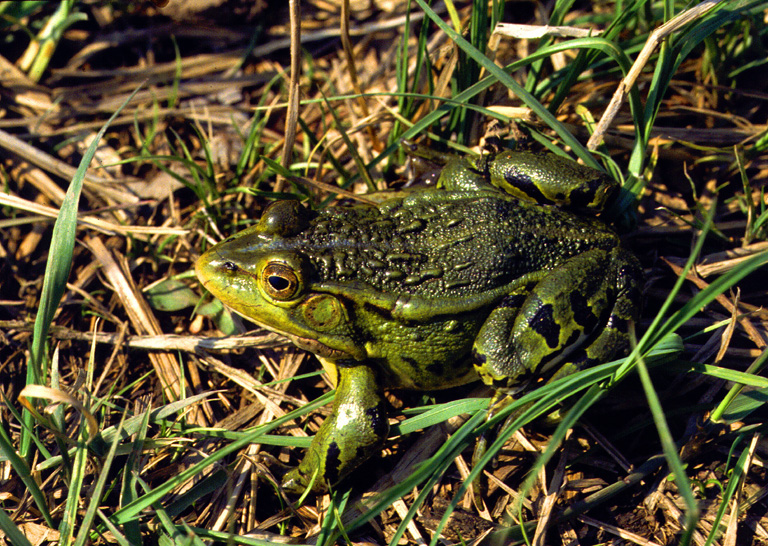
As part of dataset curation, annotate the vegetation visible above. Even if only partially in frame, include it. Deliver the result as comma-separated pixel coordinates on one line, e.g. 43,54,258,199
1,0,767,544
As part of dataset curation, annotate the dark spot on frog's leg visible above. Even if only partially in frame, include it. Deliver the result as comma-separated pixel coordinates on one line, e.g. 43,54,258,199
528,303,560,349
499,293,527,309
426,362,445,376
567,178,602,209
324,441,342,485
472,349,487,365
503,169,553,204
563,329,581,348
365,405,389,439
401,355,420,371
570,291,599,330
605,315,629,333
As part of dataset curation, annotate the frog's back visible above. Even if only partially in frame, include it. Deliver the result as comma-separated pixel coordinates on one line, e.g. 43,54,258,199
296,190,618,298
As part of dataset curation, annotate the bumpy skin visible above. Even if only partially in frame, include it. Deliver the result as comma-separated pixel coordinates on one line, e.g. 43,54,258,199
195,151,642,494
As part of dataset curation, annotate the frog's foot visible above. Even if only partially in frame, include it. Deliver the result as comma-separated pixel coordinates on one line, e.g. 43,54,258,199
281,363,389,495
472,246,642,392
434,148,619,211
484,150,619,211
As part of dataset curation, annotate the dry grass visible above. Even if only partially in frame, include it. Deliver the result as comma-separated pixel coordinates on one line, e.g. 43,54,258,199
1,1,768,545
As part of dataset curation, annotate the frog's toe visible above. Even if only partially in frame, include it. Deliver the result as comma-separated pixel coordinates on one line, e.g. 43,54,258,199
281,467,326,495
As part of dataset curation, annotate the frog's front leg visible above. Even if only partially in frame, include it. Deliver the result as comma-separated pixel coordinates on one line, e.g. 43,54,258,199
282,362,389,494
473,247,642,395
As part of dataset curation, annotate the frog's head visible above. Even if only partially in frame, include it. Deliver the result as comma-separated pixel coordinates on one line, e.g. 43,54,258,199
195,200,365,361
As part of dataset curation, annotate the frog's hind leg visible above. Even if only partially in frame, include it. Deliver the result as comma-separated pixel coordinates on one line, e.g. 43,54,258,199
281,362,389,494
473,247,642,393
552,247,643,383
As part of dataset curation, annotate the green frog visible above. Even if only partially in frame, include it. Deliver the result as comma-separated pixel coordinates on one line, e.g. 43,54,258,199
195,149,642,494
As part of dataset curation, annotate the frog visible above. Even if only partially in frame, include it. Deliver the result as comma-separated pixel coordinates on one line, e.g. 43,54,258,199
195,149,642,494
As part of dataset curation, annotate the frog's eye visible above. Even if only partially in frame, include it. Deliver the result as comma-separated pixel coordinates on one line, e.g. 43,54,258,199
261,262,301,300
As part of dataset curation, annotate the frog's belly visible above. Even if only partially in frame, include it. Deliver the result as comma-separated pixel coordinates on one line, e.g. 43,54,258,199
385,362,479,391
368,318,483,391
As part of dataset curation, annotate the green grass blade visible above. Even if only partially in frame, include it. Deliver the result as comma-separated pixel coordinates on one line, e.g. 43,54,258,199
337,411,488,543
164,470,228,518
109,394,331,524
651,250,768,352
169,527,304,546
35,393,214,471
716,386,768,424
24,0,86,82
635,348,699,546
321,95,376,192
377,38,636,174
514,384,606,545
428,338,684,542
0,421,54,526
413,0,595,163
95,511,133,546
703,434,754,546
73,410,128,546
711,347,768,422
670,360,768,390
135,477,207,546
393,398,486,435
59,421,89,542
638,2,741,157
0,507,34,546
616,200,716,381
28,83,145,382
118,398,152,546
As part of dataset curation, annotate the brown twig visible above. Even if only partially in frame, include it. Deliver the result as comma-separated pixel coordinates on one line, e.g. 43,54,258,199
275,0,301,193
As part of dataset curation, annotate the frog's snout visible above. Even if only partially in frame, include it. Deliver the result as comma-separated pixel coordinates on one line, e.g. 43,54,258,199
195,248,221,288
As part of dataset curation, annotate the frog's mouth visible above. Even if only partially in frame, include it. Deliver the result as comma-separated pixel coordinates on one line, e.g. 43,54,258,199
289,334,352,360
239,315,356,361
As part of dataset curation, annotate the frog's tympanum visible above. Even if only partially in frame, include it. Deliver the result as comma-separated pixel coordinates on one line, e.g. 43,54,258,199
195,150,642,494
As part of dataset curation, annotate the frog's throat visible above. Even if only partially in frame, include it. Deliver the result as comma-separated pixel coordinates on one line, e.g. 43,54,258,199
233,312,355,360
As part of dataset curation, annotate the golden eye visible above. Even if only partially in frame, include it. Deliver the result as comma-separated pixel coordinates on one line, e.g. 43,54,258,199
261,262,301,300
